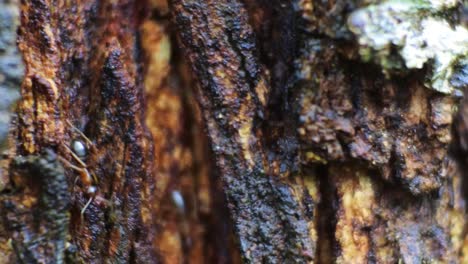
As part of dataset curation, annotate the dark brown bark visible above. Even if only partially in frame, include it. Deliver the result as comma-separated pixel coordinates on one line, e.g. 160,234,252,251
171,0,467,263
1,0,156,262
141,11,238,263
0,0,241,263
170,0,324,263
0,0,466,263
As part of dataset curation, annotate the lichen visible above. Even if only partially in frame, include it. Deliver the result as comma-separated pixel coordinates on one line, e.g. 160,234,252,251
0,1,22,149
347,0,468,95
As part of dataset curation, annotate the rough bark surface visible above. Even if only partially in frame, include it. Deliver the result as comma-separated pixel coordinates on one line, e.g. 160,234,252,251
171,0,322,262
171,0,467,263
141,2,239,262
1,0,156,262
0,0,466,263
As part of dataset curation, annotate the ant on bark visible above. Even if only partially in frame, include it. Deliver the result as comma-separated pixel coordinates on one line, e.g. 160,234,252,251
58,120,101,217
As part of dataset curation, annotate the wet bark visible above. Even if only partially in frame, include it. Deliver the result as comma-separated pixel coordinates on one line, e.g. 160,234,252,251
0,0,239,263
1,0,157,262
171,0,467,263
0,0,466,263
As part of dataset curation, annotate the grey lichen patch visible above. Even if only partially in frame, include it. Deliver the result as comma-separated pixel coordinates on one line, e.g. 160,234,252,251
347,0,468,95
0,0,22,149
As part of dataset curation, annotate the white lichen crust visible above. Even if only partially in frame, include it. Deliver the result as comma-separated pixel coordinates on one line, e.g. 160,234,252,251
348,0,468,95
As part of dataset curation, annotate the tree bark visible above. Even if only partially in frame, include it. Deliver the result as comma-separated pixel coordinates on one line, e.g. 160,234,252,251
171,0,467,263
0,0,466,263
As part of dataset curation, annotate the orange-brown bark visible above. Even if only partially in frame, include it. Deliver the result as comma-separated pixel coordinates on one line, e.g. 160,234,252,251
0,0,466,263
2,0,156,262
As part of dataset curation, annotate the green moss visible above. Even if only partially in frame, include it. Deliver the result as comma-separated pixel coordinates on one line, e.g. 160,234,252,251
347,0,467,95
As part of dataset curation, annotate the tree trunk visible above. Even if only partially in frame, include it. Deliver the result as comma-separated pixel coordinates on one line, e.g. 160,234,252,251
0,0,466,263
